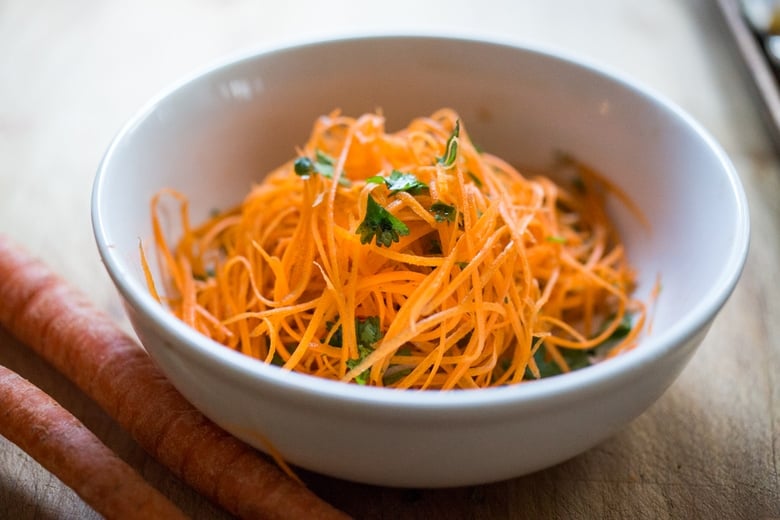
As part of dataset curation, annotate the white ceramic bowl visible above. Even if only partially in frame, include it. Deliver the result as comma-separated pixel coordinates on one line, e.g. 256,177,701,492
92,35,749,487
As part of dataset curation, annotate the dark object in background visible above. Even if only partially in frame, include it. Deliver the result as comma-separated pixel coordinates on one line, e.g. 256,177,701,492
718,0,780,149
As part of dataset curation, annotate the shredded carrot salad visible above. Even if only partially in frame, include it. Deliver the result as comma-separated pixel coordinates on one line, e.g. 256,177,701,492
146,109,646,390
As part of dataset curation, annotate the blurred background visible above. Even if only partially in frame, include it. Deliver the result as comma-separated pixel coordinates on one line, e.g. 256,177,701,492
1,1,778,518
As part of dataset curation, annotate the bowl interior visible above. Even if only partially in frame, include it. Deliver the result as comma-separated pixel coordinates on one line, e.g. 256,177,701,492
94,35,748,395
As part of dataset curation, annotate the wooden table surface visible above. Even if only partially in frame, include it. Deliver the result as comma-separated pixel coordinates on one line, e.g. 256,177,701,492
1,1,778,518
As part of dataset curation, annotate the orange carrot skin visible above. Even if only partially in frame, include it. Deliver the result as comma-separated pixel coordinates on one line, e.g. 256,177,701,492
0,365,187,520
0,235,349,520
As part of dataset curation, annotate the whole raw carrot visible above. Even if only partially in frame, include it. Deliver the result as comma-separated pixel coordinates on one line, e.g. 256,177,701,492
0,365,187,520
0,235,348,520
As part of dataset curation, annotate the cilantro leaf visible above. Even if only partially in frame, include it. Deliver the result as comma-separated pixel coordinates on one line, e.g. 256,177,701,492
270,352,285,366
355,316,382,347
294,150,351,186
467,171,483,188
356,194,410,247
336,316,383,385
325,320,343,347
427,237,442,255
382,367,413,386
313,149,335,177
346,354,371,385
193,266,216,282
324,316,383,351
597,314,633,344
384,170,428,194
610,314,633,339
525,346,591,379
430,201,457,223
438,120,460,168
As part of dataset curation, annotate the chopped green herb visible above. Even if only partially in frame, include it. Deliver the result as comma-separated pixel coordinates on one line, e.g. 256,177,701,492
427,237,442,255
430,201,457,223
314,149,335,177
525,346,591,379
295,150,350,186
323,316,383,384
355,316,383,348
347,316,384,385
356,194,410,247
324,317,383,350
546,235,567,244
193,266,216,281
456,261,469,269
603,314,633,341
438,120,460,167
325,320,343,347
457,330,473,349
270,352,285,366
384,170,428,194
524,315,635,380
366,175,385,184
467,171,483,188
294,156,315,176
347,356,371,385
382,367,413,386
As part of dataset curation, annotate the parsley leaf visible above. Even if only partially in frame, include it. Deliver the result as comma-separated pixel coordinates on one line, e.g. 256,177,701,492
384,170,428,194
438,120,460,168
326,316,382,385
356,194,410,247
294,150,351,186
430,201,457,223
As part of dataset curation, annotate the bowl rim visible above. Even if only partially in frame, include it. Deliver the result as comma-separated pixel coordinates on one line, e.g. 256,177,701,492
91,32,751,412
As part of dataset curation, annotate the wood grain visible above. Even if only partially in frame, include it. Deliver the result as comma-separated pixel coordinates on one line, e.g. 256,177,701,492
1,0,779,518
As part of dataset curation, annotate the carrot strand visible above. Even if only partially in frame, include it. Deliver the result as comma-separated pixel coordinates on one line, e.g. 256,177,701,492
148,109,647,389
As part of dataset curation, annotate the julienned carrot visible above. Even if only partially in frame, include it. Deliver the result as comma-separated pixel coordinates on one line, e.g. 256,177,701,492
0,365,186,520
150,108,646,389
0,235,348,520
